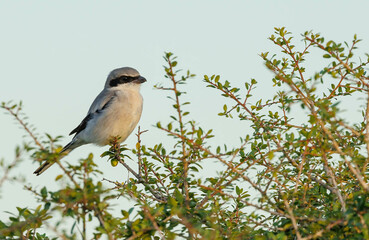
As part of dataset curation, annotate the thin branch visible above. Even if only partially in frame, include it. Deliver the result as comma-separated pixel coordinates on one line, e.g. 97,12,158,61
94,207,114,240
142,205,165,239
165,57,190,208
282,193,302,240
111,139,167,202
364,90,369,173
1,103,44,149
0,148,22,187
301,219,345,240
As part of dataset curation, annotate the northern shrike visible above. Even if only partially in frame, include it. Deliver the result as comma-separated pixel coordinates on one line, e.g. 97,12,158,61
34,67,146,176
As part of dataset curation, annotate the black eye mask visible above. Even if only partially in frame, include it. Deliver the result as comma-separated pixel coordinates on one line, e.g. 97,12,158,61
109,75,140,87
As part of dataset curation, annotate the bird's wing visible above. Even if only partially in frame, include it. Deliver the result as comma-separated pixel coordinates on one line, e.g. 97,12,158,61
69,90,117,136
87,89,117,114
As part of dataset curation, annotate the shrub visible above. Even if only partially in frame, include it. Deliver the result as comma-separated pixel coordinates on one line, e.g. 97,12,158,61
1,28,369,239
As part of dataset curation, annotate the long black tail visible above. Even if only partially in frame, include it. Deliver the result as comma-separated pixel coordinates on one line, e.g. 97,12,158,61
33,140,79,176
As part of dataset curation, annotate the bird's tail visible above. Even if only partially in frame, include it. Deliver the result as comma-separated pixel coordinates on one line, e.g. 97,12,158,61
33,140,81,176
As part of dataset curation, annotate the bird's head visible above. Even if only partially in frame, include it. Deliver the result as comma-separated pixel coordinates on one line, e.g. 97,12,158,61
105,67,146,89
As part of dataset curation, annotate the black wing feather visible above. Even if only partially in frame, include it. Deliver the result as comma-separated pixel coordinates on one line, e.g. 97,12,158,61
69,113,93,136
69,95,116,136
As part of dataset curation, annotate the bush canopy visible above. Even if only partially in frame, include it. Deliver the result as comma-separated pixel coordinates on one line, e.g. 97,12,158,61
1,28,369,239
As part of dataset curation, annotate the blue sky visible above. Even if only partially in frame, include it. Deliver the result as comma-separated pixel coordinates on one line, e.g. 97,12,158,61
1,0,369,233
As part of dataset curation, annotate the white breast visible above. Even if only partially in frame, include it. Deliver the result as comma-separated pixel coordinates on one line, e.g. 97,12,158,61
81,85,143,146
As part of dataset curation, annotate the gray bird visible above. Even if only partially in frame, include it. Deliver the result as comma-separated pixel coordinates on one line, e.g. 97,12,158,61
34,67,146,175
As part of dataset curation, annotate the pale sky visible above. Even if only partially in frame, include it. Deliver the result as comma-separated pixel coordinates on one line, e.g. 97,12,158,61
1,0,369,232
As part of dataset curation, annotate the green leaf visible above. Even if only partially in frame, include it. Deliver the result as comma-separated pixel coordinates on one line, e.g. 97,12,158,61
55,174,63,181
40,187,47,198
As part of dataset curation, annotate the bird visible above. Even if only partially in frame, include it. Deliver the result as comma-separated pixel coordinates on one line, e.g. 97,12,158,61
34,67,146,176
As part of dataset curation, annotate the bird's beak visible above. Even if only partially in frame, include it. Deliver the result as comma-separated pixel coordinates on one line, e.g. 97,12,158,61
134,76,146,84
